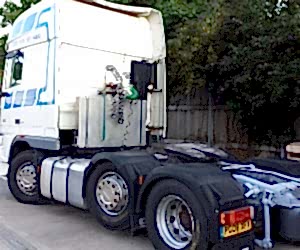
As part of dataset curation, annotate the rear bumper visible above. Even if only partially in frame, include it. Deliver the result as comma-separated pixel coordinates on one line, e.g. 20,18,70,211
0,162,9,176
211,233,254,250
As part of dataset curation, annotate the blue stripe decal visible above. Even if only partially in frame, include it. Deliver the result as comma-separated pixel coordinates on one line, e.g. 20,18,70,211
4,94,13,109
52,4,56,106
23,13,37,34
36,7,52,106
24,89,37,106
35,7,51,33
12,21,23,38
2,5,56,110
13,91,24,108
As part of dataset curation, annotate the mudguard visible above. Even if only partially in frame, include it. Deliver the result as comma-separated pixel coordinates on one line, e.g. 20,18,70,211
246,158,300,177
87,151,161,198
89,150,161,177
137,162,250,244
12,135,60,151
88,151,253,245
86,150,162,233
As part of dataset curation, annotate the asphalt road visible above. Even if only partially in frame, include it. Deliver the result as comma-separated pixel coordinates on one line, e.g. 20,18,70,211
0,177,299,250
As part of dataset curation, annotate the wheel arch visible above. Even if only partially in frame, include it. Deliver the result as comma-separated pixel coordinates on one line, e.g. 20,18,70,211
83,151,161,201
7,149,47,204
136,164,246,214
136,175,176,215
9,135,60,163
136,168,201,215
9,140,31,163
137,164,249,245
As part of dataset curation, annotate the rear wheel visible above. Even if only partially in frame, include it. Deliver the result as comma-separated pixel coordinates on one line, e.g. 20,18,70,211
86,162,130,230
146,179,208,250
8,150,46,204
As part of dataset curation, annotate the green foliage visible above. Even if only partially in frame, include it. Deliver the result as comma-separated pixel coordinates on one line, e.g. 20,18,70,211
0,0,40,26
0,36,7,81
109,0,222,94
110,0,300,146
166,1,223,95
206,0,300,145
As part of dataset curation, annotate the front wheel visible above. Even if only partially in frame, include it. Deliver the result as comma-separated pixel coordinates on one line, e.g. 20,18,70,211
146,179,208,250
8,150,46,204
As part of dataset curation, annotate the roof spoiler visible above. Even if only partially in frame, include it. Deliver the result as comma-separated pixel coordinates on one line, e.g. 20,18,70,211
75,0,156,16
74,0,166,60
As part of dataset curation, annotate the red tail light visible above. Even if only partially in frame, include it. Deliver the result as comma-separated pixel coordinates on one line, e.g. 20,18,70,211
220,206,254,226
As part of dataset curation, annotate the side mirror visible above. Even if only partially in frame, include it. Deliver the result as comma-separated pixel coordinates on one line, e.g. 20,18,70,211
130,61,157,100
13,61,23,81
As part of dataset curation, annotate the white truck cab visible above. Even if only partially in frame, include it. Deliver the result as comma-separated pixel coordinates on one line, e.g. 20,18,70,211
0,1,255,250
0,0,166,175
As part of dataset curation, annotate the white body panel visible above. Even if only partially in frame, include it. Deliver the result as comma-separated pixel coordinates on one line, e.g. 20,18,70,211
0,0,166,170
0,2,59,167
58,1,153,59
77,96,147,148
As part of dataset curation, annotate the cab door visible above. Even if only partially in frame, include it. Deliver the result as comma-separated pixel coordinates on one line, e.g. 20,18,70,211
1,41,59,139
0,49,24,135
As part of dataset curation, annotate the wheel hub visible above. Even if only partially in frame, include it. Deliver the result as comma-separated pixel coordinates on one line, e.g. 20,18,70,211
179,206,193,231
156,195,195,249
97,178,122,209
16,164,37,196
96,171,129,216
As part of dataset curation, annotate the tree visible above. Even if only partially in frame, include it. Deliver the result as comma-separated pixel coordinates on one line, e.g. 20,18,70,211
204,0,300,146
110,0,300,147
108,0,222,97
0,0,40,27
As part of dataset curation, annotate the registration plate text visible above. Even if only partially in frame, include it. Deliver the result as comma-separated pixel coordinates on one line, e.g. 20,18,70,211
220,219,252,238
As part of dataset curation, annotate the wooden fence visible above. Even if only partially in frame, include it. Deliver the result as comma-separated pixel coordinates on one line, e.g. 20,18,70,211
165,89,295,158
166,104,285,159
167,105,248,144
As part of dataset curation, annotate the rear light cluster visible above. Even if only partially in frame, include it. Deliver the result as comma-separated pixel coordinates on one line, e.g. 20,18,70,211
220,206,254,226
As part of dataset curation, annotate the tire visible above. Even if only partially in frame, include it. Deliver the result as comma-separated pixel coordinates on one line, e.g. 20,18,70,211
146,179,209,250
8,150,46,204
86,162,130,230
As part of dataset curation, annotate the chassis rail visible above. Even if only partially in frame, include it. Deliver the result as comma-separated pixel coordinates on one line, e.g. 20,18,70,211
221,162,300,249
163,143,300,249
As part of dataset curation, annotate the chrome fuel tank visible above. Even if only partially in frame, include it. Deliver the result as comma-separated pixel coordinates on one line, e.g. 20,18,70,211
40,157,91,209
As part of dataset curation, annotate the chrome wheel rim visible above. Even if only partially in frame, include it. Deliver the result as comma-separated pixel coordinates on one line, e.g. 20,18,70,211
156,195,195,249
95,171,129,216
16,163,37,196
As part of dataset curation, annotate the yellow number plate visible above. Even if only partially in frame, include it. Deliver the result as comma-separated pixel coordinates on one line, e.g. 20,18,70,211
221,219,253,238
